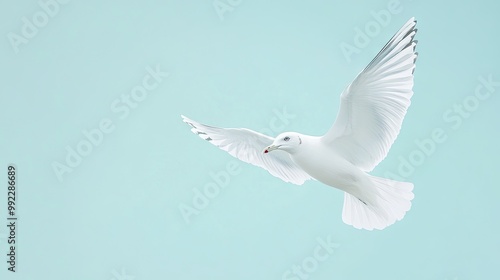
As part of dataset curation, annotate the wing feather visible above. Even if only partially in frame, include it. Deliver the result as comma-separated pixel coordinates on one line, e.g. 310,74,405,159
182,115,312,185
322,18,418,171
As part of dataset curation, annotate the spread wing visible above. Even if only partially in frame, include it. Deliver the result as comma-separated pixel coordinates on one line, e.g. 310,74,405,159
322,18,418,172
182,115,313,185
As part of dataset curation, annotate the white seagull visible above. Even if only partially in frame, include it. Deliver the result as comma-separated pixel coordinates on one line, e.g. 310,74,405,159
182,18,418,230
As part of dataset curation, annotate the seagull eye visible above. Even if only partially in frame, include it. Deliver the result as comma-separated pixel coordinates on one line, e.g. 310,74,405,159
283,136,290,142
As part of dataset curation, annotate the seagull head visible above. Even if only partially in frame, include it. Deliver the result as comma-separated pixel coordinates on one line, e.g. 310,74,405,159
263,132,302,154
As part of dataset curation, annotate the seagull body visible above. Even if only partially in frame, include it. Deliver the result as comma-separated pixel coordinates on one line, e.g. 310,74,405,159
182,18,418,230
280,135,377,205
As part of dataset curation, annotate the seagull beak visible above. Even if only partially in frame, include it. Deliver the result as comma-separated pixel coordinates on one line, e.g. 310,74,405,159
263,145,279,154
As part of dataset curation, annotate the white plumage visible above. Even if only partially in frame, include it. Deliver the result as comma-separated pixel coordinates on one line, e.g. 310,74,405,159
182,18,418,230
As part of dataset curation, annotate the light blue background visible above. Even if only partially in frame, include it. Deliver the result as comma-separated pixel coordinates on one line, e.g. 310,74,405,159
1,0,499,280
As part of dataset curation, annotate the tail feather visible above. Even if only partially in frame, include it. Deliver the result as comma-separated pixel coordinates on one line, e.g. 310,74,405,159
342,175,414,230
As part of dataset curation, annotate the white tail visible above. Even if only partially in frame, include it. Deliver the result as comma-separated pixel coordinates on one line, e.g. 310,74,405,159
342,175,414,230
